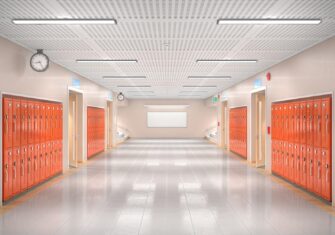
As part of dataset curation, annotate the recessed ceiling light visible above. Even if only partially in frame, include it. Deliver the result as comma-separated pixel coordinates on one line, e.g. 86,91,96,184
179,91,208,93
217,18,321,25
196,59,257,63
76,59,137,63
117,85,151,88
127,91,154,93
12,18,117,25
183,85,217,88
188,76,231,80
103,76,146,80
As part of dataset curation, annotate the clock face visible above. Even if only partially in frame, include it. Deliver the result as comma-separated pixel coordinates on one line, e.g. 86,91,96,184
30,52,49,72
117,93,124,101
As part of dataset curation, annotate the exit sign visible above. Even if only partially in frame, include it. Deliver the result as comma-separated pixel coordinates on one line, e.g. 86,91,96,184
212,96,218,103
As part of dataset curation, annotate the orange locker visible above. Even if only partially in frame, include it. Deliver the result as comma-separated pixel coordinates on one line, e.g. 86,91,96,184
3,97,13,150
12,147,21,196
278,141,284,176
306,146,314,192
34,144,40,184
300,145,307,188
300,101,307,145
294,103,300,143
306,100,313,146
27,144,34,188
40,102,46,143
45,142,51,178
45,104,51,141
283,141,289,178
28,102,35,144
20,100,28,146
34,102,40,144
20,146,28,191
313,148,322,196
12,99,21,147
3,149,13,200
321,149,331,201
313,99,322,148
294,144,300,185
321,97,331,149
288,143,294,182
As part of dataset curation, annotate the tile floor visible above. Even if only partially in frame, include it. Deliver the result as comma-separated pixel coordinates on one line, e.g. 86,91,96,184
1,139,335,235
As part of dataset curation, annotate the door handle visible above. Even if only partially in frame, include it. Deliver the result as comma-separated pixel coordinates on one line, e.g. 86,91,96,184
5,164,8,182
13,161,17,179
21,159,24,176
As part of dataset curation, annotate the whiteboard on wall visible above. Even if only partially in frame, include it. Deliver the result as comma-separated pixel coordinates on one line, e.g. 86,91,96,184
147,112,187,128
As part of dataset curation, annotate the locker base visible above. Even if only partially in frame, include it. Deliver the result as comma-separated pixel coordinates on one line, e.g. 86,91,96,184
272,173,332,204
229,150,247,159
87,149,105,159
2,172,62,204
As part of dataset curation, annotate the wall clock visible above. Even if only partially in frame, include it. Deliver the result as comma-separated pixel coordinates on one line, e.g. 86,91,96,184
30,49,49,72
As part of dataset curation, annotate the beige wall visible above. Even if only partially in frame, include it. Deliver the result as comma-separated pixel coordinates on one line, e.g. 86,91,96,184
216,36,335,205
0,36,113,181
118,99,217,138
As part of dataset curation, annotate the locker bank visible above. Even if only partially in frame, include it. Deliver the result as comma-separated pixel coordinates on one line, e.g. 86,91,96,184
1,1,335,234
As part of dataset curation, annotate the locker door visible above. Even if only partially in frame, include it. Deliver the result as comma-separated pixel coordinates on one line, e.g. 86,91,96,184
12,147,21,196
300,145,307,188
272,141,276,173
288,104,294,143
45,142,51,178
41,143,46,180
51,104,55,141
60,105,63,140
313,148,322,196
3,149,13,201
300,101,307,145
50,141,55,175
20,146,28,191
278,105,283,140
294,103,300,143
27,144,34,188
34,102,40,144
313,99,322,148
306,100,313,146
321,97,331,149
3,97,13,150
12,99,21,147
278,141,283,176
283,104,289,141
28,102,34,144
288,143,295,182
20,100,28,146
45,104,50,141
33,144,40,184
40,103,46,143
306,146,314,192
294,144,300,185
321,149,332,201
283,142,289,179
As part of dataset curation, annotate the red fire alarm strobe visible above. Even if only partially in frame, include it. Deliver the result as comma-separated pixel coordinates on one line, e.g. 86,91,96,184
266,72,271,81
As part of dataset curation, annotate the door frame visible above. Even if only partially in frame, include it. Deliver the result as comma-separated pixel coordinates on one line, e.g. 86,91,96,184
68,89,83,167
251,88,266,167
221,100,228,149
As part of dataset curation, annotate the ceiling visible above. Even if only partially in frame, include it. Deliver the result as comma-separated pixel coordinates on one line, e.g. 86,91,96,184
0,0,335,99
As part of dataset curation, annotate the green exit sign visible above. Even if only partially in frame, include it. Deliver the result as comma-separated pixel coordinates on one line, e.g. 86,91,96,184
212,96,218,103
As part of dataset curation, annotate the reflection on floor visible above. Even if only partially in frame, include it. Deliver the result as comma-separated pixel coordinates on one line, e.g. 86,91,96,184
1,139,334,235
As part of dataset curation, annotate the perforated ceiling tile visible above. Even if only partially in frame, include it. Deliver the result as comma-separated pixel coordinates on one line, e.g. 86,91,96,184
0,0,334,99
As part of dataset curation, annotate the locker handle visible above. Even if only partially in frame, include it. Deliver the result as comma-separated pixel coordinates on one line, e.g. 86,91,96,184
318,162,321,179
4,114,8,134
35,157,37,171
326,164,329,182
13,161,17,179
13,116,16,132
21,159,24,176
326,117,329,135
310,160,313,176
5,164,8,182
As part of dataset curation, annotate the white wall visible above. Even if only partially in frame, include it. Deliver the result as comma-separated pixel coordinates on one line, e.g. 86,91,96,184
0,35,114,204
216,36,335,205
118,99,217,138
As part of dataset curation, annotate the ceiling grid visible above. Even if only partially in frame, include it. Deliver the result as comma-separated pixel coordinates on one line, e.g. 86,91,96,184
0,0,334,98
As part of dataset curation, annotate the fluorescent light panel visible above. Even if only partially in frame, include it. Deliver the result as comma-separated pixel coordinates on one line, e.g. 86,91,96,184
180,91,208,93
196,59,257,63
77,59,137,63
127,91,154,93
217,18,321,25
12,18,117,25
103,76,146,80
188,76,231,80
183,85,217,88
144,105,190,109
118,85,151,88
